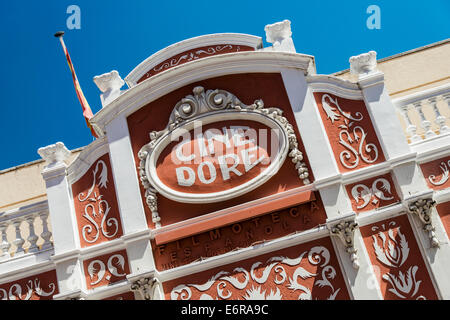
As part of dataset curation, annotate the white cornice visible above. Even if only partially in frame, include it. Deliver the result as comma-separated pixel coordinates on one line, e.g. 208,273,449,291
91,51,315,131
306,74,363,99
66,136,109,185
125,33,263,87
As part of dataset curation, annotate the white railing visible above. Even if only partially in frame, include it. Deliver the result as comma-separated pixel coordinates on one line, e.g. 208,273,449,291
0,201,52,260
394,83,450,144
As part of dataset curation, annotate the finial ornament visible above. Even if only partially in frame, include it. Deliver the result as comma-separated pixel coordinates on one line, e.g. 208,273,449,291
349,50,378,77
93,70,125,107
37,142,71,166
264,20,296,53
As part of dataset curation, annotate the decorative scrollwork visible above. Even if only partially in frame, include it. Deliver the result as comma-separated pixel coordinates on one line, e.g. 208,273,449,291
138,86,311,227
329,220,359,269
408,198,439,248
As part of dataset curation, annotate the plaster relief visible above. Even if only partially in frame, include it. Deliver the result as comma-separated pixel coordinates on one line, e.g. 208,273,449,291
314,92,385,172
137,45,254,83
164,237,349,300
0,270,58,300
72,154,123,247
420,156,450,190
83,249,130,290
153,195,326,271
360,215,438,300
345,173,400,213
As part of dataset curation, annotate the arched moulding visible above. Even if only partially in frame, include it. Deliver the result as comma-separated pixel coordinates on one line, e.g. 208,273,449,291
138,86,311,227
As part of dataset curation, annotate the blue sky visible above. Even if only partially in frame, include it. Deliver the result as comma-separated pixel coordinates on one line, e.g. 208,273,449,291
0,0,448,170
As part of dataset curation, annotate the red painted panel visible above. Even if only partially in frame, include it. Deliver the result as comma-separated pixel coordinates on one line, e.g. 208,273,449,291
83,249,131,290
103,291,135,300
71,153,124,247
0,270,59,300
156,120,273,194
163,236,350,300
137,45,254,83
360,214,438,300
436,201,450,238
127,73,313,228
420,156,450,191
345,173,401,213
313,92,385,172
153,193,327,271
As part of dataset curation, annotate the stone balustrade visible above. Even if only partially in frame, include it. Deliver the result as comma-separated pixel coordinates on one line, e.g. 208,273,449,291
0,201,52,260
394,83,450,144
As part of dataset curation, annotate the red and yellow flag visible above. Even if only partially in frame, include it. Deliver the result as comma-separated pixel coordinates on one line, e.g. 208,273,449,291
56,33,98,138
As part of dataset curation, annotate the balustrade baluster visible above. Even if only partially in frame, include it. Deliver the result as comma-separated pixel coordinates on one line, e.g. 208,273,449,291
39,211,52,250
429,97,449,134
26,214,39,253
401,105,421,142
12,218,25,256
413,100,436,138
0,222,11,259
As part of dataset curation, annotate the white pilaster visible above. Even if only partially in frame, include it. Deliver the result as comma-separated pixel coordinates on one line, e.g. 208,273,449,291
281,68,339,181
38,142,84,297
105,114,156,274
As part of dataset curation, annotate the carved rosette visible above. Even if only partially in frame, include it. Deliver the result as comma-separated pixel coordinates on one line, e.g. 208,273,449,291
130,277,161,300
138,86,311,227
408,198,439,248
330,220,359,269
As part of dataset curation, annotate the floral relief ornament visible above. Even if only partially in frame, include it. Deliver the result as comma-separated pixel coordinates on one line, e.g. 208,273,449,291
371,221,426,299
87,253,126,286
427,160,450,186
0,278,56,300
351,177,394,209
170,246,342,300
321,94,379,170
77,160,120,244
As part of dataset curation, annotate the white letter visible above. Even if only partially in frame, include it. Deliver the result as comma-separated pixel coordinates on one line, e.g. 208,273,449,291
366,5,381,30
175,138,195,163
218,154,242,181
66,5,81,30
230,126,253,146
241,146,266,172
197,161,216,184
176,167,195,186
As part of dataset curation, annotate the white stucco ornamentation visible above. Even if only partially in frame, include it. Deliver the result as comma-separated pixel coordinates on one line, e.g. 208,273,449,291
264,20,296,53
93,70,125,107
408,198,439,248
87,254,126,286
0,278,56,300
130,276,162,300
372,221,426,299
138,86,310,226
428,160,450,186
77,160,119,244
321,94,379,169
349,51,378,77
38,142,71,166
170,246,342,300
329,220,360,269
351,178,394,209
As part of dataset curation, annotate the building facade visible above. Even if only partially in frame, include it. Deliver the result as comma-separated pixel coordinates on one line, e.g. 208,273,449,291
0,20,449,300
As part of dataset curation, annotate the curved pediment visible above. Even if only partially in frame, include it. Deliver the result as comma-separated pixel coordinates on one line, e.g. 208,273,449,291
125,33,263,87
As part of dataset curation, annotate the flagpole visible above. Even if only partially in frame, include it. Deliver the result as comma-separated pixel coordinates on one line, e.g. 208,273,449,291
54,31,100,139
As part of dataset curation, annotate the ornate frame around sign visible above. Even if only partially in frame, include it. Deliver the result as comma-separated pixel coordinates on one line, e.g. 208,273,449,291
138,86,310,228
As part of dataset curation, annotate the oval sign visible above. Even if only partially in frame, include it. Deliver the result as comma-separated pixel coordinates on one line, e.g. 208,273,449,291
145,111,289,203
